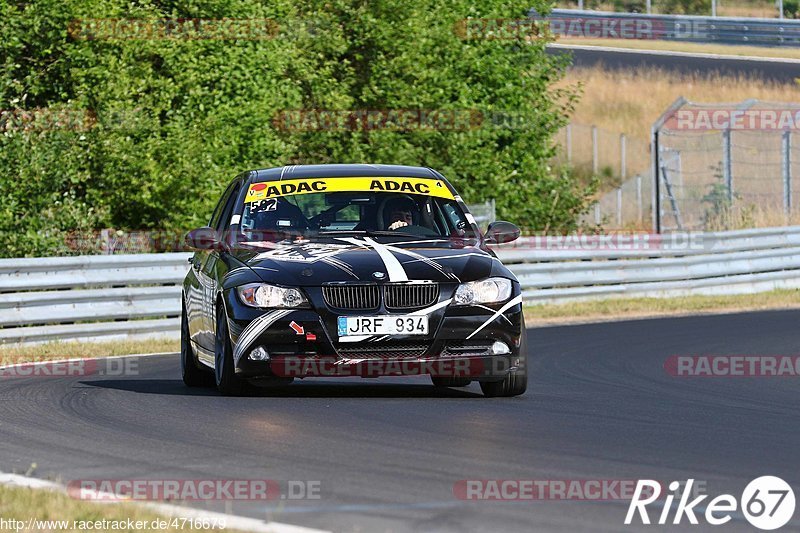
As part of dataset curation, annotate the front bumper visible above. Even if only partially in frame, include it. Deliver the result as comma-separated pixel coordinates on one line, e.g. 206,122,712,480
221,287,524,382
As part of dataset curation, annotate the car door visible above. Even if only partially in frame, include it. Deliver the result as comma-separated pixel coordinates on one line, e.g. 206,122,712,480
191,180,241,353
197,179,243,353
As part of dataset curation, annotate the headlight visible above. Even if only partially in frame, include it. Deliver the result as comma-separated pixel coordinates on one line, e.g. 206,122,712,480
237,283,309,308
453,277,512,306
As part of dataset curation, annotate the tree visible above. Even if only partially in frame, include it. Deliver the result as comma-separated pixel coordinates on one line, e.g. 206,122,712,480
0,0,589,256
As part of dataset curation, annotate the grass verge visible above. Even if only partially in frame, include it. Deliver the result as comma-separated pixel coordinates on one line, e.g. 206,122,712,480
525,288,800,325
0,338,179,365
0,484,229,533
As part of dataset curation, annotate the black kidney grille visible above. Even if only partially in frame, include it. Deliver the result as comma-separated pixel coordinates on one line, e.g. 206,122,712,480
384,283,439,309
322,284,380,310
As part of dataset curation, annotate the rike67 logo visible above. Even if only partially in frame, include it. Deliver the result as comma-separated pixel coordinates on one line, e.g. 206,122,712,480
626,477,795,530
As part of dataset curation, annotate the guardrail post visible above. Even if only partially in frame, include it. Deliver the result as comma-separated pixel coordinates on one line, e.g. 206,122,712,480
723,128,733,205
646,0,651,14
566,123,572,163
783,130,792,217
616,187,623,227
636,175,643,224
780,0,785,19
620,133,627,181
594,203,601,225
712,0,717,17
592,125,598,175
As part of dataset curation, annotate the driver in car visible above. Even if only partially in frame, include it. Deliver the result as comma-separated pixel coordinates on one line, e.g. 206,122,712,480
386,198,417,230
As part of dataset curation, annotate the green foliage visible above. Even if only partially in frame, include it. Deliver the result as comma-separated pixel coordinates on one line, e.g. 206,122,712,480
659,0,711,15
784,0,799,18
613,0,647,13
1,0,590,256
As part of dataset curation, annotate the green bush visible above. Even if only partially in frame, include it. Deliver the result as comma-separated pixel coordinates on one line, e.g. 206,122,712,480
0,0,591,257
659,0,712,15
784,0,799,18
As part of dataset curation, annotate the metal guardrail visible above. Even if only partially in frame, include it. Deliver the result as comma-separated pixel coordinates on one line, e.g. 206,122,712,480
0,253,189,344
542,9,800,46
3,226,800,344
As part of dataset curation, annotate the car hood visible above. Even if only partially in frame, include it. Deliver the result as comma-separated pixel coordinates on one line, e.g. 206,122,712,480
231,237,496,286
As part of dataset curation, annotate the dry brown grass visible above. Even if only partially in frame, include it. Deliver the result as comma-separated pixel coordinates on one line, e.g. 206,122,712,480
558,66,800,142
554,0,782,18
0,484,234,533
0,338,178,365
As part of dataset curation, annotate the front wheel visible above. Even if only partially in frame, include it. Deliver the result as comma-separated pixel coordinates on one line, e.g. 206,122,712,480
480,328,528,398
215,306,245,396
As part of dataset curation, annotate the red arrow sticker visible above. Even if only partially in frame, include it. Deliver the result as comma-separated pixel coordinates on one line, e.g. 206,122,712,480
289,321,304,335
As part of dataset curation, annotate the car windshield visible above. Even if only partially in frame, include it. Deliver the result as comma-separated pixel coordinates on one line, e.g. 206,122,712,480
237,177,478,242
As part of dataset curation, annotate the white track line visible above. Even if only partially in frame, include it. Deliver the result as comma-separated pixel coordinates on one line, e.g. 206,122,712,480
0,471,329,533
548,42,800,64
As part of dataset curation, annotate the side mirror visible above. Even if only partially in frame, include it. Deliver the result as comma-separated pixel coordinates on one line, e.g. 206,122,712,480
484,221,520,244
184,226,225,251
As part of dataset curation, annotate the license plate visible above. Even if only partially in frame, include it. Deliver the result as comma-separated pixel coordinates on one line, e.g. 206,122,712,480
338,315,428,338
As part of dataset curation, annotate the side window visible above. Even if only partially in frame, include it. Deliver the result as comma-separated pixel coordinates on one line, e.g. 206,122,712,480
215,182,242,232
209,181,238,229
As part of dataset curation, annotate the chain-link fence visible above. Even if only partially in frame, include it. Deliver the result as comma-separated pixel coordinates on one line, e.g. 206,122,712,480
654,98,800,231
554,123,653,229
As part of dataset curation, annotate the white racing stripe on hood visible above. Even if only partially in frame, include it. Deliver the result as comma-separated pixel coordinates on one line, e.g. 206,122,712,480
465,295,523,340
233,309,293,364
338,237,408,282
383,244,460,281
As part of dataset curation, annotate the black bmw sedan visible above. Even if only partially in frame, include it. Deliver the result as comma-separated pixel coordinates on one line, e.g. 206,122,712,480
182,164,527,397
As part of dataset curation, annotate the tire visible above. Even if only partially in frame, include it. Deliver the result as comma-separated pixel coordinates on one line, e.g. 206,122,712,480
181,303,212,387
214,305,245,396
431,376,471,387
480,328,528,398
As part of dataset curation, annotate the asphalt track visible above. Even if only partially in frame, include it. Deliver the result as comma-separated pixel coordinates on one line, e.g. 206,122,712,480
1,309,799,532
548,44,800,83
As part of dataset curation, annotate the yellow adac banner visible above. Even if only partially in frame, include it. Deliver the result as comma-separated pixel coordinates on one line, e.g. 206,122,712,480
244,176,455,203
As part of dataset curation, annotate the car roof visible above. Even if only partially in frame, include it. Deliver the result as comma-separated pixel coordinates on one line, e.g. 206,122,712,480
250,164,443,182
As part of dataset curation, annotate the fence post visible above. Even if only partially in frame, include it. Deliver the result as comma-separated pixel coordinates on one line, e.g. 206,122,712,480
723,128,733,205
594,203,601,225
780,0,785,18
566,124,572,164
620,133,627,181
592,125,598,175
783,130,792,217
616,187,622,227
712,0,717,16
636,175,643,224
646,0,651,14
